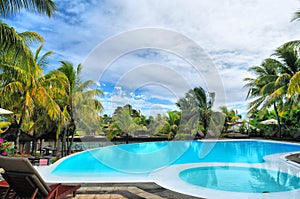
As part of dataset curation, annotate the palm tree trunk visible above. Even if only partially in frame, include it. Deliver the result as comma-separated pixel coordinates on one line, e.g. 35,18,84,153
61,127,68,157
54,126,62,158
67,120,76,155
273,103,282,137
31,131,36,155
16,117,23,151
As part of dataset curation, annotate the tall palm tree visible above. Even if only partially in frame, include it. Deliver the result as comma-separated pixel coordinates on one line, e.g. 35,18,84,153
244,58,282,135
274,43,300,106
0,45,67,148
57,61,104,155
177,87,214,133
244,42,300,136
30,46,68,153
109,105,141,143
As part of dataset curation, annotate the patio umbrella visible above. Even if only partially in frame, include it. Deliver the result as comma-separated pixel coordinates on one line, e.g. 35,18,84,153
260,119,278,125
0,108,13,115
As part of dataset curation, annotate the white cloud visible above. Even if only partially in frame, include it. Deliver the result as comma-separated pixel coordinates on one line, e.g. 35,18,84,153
6,0,300,117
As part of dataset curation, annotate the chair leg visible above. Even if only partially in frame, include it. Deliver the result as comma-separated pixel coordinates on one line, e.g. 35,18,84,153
3,188,15,199
30,188,38,199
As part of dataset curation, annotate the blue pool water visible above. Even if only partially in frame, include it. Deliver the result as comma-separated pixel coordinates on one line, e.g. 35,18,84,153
179,166,300,193
51,140,300,176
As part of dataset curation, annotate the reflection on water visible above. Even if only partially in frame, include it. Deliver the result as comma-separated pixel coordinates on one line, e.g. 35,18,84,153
179,166,300,193
52,140,300,176
115,141,169,154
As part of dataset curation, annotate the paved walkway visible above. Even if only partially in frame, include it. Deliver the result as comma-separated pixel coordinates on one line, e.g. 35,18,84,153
65,183,202,199
286,153,300,164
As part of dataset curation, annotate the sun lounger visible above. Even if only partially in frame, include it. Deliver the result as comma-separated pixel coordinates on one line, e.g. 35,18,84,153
0,180,14,198
0,156,81,199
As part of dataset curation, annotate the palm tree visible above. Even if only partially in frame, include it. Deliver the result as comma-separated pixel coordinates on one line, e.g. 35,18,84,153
162,111,181,139
244,43,300,136
57,61,104,155
0,45,67,149
244,58,282,136
274,43,300,106
219,106,241,133
109,106,141,143
177,87,215,133
30,46,68,153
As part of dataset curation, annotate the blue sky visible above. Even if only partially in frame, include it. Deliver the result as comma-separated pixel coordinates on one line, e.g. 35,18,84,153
5,0,300,118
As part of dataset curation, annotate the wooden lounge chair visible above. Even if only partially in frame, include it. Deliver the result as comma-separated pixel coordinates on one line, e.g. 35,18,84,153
0,156,81,199
0,180,14,198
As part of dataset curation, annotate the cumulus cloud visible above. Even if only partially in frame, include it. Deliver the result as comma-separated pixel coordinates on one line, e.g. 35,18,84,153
6,0,300,117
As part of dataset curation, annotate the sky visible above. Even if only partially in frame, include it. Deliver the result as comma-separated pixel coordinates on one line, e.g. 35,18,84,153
5,0,300,118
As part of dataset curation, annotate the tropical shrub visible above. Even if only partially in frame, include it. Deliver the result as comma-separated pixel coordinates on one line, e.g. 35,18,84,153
0,137,17,156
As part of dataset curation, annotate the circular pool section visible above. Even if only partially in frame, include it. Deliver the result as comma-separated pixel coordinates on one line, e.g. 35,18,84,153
179,166,300,193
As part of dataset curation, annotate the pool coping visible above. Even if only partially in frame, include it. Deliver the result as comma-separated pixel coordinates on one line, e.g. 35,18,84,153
37,139,300,199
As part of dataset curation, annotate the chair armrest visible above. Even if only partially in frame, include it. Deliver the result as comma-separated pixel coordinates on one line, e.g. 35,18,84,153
45,183,61,199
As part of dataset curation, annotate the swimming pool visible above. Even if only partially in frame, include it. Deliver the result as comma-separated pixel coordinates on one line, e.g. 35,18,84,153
179,166,300,193
38,140,300,199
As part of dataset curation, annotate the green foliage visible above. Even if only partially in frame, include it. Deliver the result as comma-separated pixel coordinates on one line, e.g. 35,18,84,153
0,137,17,156
176,87,214,135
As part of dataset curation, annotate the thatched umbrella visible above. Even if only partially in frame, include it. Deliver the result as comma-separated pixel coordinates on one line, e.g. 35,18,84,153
260,119,278,125
1,123,33,143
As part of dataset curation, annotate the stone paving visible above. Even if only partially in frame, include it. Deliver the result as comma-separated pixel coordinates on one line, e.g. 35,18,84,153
65,183,202,199
286,153,300,164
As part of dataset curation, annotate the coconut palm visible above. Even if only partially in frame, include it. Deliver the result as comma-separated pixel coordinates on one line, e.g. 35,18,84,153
57,61,104,155
274,43,300,106
162,111,181,139
244,58,282,135
177,87,215,133
244,42,300,136
109,106,141,143
0,45,68,148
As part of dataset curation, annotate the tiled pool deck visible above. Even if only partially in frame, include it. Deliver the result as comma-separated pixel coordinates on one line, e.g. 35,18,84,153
65,183,201,199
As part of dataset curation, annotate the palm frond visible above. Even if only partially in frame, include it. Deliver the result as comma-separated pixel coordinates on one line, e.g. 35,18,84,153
247,97,265,115
18,31,44,45
34,45,53,70
0,0,57,18
288,71,300,96
275,73,290,87
263,87,285,109
291,11,300,22
0,22,37,66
